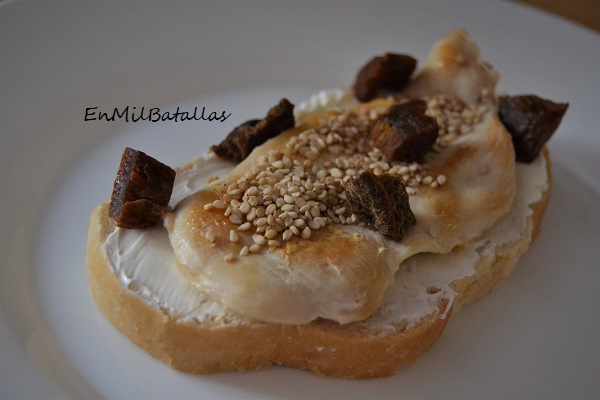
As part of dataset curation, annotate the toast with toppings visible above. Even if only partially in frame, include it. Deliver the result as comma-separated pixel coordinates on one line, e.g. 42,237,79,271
86,30,565,378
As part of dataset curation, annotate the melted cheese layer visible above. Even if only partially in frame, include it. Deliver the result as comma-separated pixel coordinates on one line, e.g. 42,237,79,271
163,29,517,325
102,144,547,327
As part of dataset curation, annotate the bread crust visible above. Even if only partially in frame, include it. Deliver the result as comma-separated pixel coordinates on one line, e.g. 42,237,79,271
86,150,551,379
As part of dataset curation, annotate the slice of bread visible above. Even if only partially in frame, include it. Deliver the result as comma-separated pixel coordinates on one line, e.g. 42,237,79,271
86,148,551,379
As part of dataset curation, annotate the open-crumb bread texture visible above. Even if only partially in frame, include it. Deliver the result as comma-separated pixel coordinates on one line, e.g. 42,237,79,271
86,149,550,379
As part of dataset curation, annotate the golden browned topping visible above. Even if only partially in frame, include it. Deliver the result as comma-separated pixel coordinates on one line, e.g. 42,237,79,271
345,170,416,240
211,98,295,162
498,95,568,163
109,147,176,229
370,100,439,163
203,96,484,255
354,53,417,102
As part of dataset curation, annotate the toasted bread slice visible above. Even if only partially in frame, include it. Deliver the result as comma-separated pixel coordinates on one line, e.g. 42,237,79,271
86,148,550,379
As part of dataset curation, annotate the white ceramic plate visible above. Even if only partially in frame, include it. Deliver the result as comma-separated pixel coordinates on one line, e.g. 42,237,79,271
1,1,599,399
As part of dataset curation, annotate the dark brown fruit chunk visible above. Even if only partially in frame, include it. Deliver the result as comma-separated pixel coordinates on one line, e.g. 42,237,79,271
212,98,295,162
109,147,176,229
345,170,416,241
370,100,439,163
210,119,260,162
354,53,417,102
498,95,568,163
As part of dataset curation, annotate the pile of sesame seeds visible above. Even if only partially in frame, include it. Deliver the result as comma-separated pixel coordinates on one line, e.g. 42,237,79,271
203,95,490,260
427,94,490,151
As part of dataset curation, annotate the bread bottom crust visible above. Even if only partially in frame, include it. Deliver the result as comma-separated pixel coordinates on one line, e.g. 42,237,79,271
86,149,551,379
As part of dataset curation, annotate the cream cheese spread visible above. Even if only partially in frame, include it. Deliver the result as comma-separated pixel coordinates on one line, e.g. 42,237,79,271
102,89,547,327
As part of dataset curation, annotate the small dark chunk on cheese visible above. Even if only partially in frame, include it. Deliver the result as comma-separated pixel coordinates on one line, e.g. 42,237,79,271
354,53,417,102
498,95,569,163
109,147,176,229
212,98,295,163
370,100,439,163
345,170,416,241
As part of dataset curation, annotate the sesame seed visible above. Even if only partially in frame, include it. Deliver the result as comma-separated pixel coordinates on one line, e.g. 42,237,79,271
310,206,320,218
239,246,249,256
238,222,252,231
272,160,284,169
315,217,326,228
265,228,278,239
249,244,262,253
302,227,311,239
316,170,327,180
249,196,260,207
203,203,214,211
281,204,295,212
230,230,239,242
240,201,251,214
295,197,307,208
231,207,242,219
330,168,343,178
255,217,268,227
253,234,267,245
284,194,294,204
265,204,277,215
229,215,243,225
293,218,306,228
308,220,321,230
212,200,226,209
283,230,293,241
299,204,311,213
268,240,281,247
